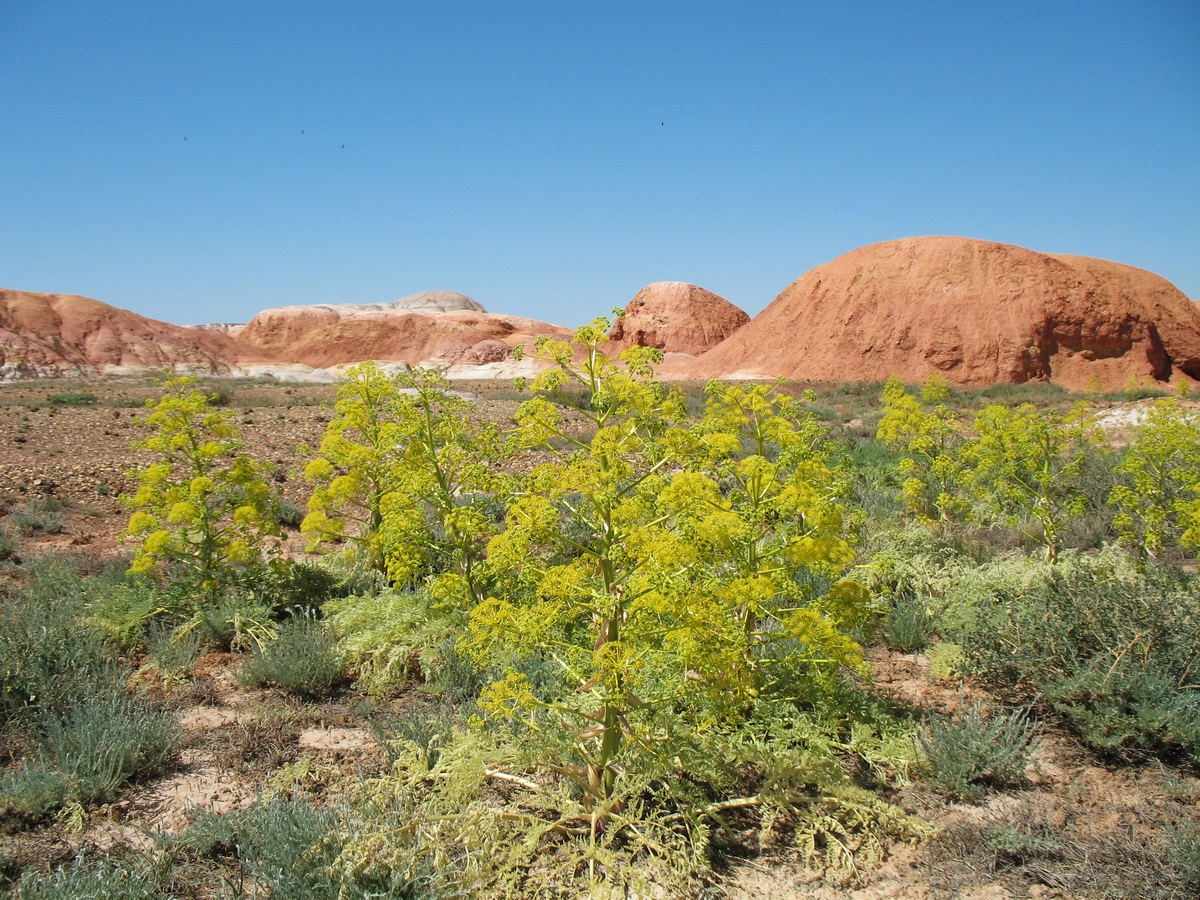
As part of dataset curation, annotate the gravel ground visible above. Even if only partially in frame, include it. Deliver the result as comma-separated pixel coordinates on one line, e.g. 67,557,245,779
0,376,568,548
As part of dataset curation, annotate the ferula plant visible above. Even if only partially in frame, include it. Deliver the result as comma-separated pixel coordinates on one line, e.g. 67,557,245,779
962,401,1100,562
463,318,869,805
879,377,1102,563
1109,397,1200,561
123,376,278,603
302,362,509,593
877,374,968,525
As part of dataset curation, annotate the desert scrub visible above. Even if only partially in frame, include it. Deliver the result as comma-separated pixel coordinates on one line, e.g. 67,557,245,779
181,590,276,652
254,557,367,615
14,854,164,899
1168,819,1200,890
237,614,346,699
0,693,178,819
976,380,1072,406
171,800,351,900
0,556,123,724
917,703,1034,801
272,497,305,528
0,555,179,821
882,592,935,653
45,391,97,406
953,547,1200,762
866,526,981,633
0,523,19,561
145,621,201,681
8,497,66,536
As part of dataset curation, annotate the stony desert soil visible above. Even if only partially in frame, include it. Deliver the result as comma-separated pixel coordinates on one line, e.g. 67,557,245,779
0,376,1197,899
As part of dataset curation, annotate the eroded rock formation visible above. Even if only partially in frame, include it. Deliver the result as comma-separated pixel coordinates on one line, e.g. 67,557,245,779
0,289,288,379
235,298,570,370
689,237,1200,390
608,282,749,356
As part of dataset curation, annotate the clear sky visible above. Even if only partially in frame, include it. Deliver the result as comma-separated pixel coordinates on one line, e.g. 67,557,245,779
2,1,1197,328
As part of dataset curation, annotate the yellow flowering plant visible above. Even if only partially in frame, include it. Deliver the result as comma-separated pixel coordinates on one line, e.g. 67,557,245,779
123,377,278,604
876,374,968,524
464,320,870,806
1109,397,1200,562
301,362,509,595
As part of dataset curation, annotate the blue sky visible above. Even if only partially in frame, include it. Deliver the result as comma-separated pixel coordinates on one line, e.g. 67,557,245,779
2,1,1197,327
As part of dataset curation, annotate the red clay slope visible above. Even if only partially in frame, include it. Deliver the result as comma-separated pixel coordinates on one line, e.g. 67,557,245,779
689,237,1200,390
235,303,571,369
607,282,749,356
0,289,284,378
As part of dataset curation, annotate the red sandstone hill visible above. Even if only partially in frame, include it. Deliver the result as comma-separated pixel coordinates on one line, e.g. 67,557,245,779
688,237,1200,391
0,289,285,379
607,282,749,356
235,297,571,370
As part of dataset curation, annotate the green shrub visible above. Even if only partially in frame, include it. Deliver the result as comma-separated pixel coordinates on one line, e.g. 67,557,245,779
9,498,66,536
383,703,458,768
85,578,177,652
0,694,178,818
883,593,935,653
426,637,487,701
0,523,20,561
175,800,361,900
977,381,1070,404
238,615,346,699
0,560,122,724
1168,819,1200,889
959,402,1101,562
273,498,306,528
1058,443,1123,551
1106,384,1171,402
1044,661,1200,760
256,558,354,614
309,551,390,599
917,704,1034,801
182,592,276,652
46,392,97,406
867,527,982,630
147,621,201,679
830,380,887,401
15,854,163,899
333,726,713,897
954,548,1200,761
841,437,905,534
982,820,1063,865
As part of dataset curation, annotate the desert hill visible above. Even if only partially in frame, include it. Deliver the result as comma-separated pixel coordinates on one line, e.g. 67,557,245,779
607,282,749,357
234,294,571,373
0,289,302,380
688,237,1200,390
4,238,1197,387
